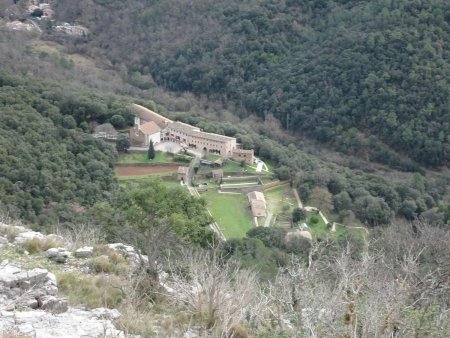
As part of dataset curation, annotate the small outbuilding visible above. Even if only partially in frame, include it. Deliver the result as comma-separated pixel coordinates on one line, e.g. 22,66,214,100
232,148,254,165
247,191,267,218
177,166,189,182
93,123,118,139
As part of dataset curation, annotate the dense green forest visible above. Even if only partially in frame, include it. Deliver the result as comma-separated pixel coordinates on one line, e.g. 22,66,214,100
0,71,134,223
55,0,450,168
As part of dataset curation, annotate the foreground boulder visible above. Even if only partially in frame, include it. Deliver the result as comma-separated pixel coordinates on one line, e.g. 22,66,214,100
0,308,127,338
0,261,61,312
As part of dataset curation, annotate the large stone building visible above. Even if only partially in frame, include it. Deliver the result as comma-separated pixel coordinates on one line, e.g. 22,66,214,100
131,104,239,157
162,122,237,157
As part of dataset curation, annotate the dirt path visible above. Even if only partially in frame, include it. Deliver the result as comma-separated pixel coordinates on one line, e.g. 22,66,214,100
115,166,178,176
292,188,303,208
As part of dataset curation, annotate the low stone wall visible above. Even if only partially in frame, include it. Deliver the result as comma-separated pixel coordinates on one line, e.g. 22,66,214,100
263,180,289,191
222,175,260,182
220,185,264,194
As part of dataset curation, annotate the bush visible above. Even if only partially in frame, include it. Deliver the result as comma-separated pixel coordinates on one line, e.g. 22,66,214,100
88,251,128,274
310,215,320,224
228,324,249,338
57,272,123,309
174,154,192,163
22,237,61,254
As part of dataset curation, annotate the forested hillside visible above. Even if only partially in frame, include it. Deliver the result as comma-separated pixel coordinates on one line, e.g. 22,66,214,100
55,0,450,168
0,72,130,223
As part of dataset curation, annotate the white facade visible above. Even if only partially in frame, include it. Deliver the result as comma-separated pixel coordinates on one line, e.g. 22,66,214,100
145,132,161,146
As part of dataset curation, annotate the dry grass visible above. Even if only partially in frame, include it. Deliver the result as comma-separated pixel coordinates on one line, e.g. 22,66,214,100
57,272,124,309
21,237,61,254
87,253,128,275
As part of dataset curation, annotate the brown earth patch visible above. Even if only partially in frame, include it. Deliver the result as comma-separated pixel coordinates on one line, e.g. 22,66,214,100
115,165,178,176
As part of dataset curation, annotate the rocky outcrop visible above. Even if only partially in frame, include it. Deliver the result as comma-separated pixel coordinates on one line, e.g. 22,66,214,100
0,261,62,312
107,242,149,270
0,261,129,337
0,222,146,337
0,308,127,338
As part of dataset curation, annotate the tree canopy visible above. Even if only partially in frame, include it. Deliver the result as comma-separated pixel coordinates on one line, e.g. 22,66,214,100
55,0,450,168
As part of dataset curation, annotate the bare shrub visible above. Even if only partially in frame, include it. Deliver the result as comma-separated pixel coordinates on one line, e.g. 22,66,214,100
57,223,105,250
165,249,261,337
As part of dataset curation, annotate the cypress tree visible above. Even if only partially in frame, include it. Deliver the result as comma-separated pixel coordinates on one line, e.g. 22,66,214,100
148,139,155,159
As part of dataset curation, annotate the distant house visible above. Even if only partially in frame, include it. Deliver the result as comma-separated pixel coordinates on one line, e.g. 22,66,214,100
93,123,118,139
247,191,267,218
177,166,189,182
130,119,161,147
232,148,254,165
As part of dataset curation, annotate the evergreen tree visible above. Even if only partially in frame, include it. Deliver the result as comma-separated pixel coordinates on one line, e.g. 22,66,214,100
292,208,305,224
148,139,155,159
116,134,130,153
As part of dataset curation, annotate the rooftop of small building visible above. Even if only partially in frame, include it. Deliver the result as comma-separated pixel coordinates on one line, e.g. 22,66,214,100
140,121,161,135
233,148,254,154
247,191,266,203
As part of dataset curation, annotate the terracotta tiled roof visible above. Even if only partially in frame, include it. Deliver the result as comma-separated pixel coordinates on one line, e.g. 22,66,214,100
140,121,161,135
132,104,173,125
250,200,266,217
247,191,266,203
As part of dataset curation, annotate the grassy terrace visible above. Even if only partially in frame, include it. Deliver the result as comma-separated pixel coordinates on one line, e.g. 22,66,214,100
265,185,297,214
117,151,175,163
222,160,244,172
201,190,253,239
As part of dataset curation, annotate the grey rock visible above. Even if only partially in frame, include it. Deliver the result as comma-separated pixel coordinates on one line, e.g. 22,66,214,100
0,236,8,244
75,246,94,258
0,309,128,338
14,231,45,244
38,295,68,314
45,247,71,263
90,307,121,320
0,262,66,313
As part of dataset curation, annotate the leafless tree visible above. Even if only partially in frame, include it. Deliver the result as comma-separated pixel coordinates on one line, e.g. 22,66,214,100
164,248,262,337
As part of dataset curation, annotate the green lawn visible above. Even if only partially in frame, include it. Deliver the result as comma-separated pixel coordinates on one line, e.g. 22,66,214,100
265,185,297,215
117,151,174,163
202,191,253,239
203,154,221,161
222,160,244,172
304,211,329,237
